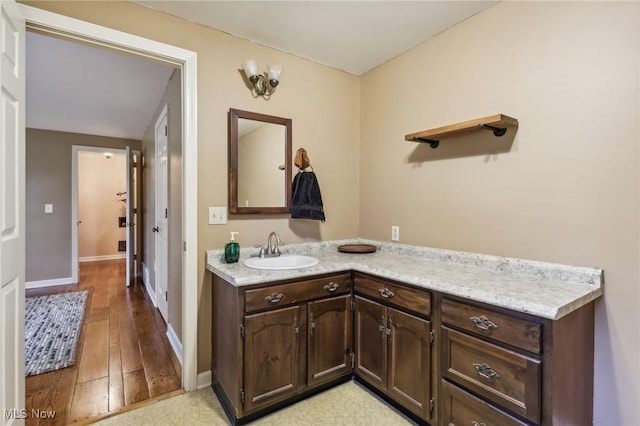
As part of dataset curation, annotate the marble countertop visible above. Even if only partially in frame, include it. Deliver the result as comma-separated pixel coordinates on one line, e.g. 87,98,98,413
206,239,603,320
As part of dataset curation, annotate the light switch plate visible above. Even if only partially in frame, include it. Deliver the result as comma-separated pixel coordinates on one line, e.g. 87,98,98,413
208,207,227,225
45,204,53,214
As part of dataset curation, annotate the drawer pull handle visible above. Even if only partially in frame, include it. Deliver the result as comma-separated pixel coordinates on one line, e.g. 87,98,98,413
473,363,500,380
265,293,285,304
470,315,498,331
379,287,395,298
471,422,487,426
324,282,339,292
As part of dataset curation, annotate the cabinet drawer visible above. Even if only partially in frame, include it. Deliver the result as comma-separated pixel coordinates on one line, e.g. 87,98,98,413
441,380,529,426
245,273,351,313
442,298,541,354
442,327,541,424
354,275,431,316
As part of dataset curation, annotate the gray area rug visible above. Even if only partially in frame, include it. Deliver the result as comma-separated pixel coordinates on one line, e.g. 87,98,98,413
25,290,88,376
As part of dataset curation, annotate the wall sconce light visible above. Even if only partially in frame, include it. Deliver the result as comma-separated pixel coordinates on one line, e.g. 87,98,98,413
241,59,282,100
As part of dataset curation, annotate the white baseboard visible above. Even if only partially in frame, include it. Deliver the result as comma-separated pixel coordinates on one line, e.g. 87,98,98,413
197,370,212,389
79,254,126,262
26,277,74,289
166,324,183,366
142,263,157,306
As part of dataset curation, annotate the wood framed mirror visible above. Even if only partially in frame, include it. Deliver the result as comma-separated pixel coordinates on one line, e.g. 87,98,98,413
229,108,292,214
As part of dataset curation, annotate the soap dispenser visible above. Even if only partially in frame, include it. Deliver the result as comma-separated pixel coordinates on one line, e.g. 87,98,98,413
224,232,240,263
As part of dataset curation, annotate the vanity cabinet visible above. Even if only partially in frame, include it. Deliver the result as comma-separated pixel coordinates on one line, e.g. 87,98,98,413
353,274,433,422
211,272,353,422
210,261,597,425
439,296,595,425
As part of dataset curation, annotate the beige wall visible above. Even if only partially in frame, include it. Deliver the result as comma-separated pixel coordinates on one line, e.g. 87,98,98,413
360,2,639,423
24,1,640,422
78,151,126,259
25,128,140,282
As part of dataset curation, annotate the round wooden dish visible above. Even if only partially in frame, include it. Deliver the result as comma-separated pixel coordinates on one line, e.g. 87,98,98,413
337,244,377,254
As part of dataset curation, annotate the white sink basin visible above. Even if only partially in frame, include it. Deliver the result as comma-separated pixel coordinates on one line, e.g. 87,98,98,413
243,255,319,270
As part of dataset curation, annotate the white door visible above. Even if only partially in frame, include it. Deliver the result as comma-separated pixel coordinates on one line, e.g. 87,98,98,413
125,146,135,287
0,1,25,424
154,106,169,322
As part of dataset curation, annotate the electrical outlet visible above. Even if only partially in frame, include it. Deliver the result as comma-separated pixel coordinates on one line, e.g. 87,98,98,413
208,207,227,225
391,225,400,241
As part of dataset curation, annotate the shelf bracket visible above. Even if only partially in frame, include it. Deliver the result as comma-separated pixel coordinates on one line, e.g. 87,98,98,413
478,123,507,137
412,137,440,149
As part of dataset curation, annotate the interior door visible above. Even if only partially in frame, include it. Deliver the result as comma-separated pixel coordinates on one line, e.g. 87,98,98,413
154,106,169,322
125,146,135,287
0,0,25,423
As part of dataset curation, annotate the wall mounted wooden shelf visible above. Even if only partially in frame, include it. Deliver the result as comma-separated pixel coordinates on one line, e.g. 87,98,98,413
405,114,519,149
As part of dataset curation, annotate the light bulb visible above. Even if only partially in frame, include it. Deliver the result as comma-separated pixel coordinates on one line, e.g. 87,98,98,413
266,64,282,82
242,59,259,78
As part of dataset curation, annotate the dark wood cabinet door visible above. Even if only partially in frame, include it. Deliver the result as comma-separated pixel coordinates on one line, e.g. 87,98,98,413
354,296,387,392
387,307,432,421
307,295,353,387
244,305,302,413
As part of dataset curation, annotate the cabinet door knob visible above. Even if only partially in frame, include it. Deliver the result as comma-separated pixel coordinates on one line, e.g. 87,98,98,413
470,315,498,331
379,287,394,298
324,282,339,292
265,293,284,304
473,362,500,380
309,313,315,335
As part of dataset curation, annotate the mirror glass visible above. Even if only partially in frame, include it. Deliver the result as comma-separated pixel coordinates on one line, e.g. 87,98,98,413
229,109,292,214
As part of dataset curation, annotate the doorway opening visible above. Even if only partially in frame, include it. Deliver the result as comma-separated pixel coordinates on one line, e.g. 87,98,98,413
17,0,199,403
73,147,141,288
21,10,196,422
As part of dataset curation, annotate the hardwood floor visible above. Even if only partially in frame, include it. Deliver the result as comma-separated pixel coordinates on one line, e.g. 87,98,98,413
25,260,182,425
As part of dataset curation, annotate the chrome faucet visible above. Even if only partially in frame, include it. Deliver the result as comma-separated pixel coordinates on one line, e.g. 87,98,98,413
253,231,283,258
267,231,282,257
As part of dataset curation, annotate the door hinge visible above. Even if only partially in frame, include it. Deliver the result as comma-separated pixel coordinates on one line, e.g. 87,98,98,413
430,397,435,412
184,241,187,252
165,291,168,301
164,125,168,136
133,254,137,260
351,352,355,369
240,389,245,404
133,208,137,214
430,330,435,344
165,208,168,218
240,323,245,338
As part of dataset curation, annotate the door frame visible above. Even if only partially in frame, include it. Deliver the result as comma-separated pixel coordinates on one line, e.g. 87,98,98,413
19,4,199,391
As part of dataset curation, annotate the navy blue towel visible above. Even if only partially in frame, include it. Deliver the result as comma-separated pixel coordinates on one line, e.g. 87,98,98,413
291,171,325,222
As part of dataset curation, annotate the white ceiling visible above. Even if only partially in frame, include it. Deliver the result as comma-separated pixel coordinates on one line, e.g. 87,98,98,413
26,31,176,140
26,1,497,140
136,1,497,75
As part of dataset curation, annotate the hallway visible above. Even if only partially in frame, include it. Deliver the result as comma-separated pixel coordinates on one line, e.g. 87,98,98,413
25,260,182,425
